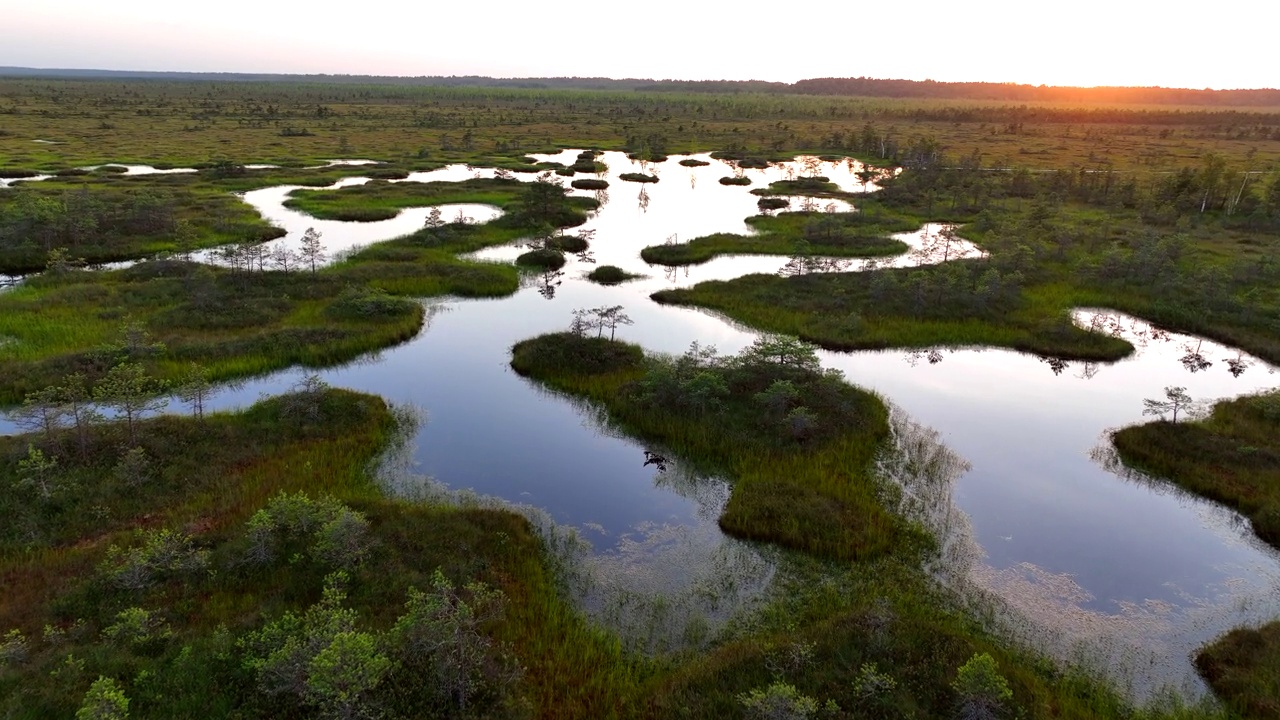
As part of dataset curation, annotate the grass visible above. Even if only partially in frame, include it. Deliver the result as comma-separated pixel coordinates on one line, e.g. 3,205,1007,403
653,271,1136,360
586,265,642,285
506,332,1214,720
1112,390,1280,548
517,248,567,270
718,176,752,186
510,332,905,562
640,210,915,266
618,172,659,183
1111,391,1280,719
0,388,643,719
570,178,609,190
0,177,287,273
0,180,593,404
1196,622,1280,720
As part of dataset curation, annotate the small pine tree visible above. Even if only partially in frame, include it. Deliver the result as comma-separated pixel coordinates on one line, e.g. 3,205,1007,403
77,676,130,720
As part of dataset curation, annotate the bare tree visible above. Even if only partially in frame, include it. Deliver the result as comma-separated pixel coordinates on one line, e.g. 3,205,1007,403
1142,386,1196,423
593,305,634,340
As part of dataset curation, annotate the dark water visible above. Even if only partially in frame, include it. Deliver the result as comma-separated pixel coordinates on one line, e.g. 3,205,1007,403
4,151,1278,696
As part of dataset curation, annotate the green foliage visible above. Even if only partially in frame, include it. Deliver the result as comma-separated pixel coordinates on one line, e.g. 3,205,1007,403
76,676,130,720
389,569,521,714
240,572,389,718
738,681,822,720
99,529,210,591
0,629,29,666
952,652,1014,720
244,492,372,570
102,607,172,648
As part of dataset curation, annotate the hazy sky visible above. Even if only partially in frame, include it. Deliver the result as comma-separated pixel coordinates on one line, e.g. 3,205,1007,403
1,1,1274,89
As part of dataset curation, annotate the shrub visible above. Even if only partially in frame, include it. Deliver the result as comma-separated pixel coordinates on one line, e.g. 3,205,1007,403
240,572,389,720
0,629,29,666
758,197,790,211
679,158,710,167
77,676,130,720
738,682,821,720
102,607,172,648
952,653,1013,720
719,176,752,186
390,570,520,713
618,172,659,183
99,529,210,591
326,286,418,321
244,492,371,570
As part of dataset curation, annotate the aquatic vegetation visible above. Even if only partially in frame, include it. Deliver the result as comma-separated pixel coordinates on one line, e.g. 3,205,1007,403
586,265,642,285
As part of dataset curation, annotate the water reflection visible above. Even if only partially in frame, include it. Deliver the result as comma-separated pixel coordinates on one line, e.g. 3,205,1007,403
4,150,1279,698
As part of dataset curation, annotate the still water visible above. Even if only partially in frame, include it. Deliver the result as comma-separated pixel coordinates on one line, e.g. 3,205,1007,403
4,151,1278,696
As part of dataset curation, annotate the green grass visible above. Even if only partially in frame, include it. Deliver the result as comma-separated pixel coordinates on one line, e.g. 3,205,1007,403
510,332,904,562
586,265,642,285
0,180,594,404
0,389,642,720
1196,622,1280,720
1112,390,1280,548
653,272,1136,360
618,172,659,183
718,176,752,186
570,178,609,190
639,210,915,266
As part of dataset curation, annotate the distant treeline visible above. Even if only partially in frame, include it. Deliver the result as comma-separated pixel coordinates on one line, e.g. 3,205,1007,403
2,67,1277,106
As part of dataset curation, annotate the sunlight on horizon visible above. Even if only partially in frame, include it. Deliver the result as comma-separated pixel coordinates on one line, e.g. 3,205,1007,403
0,0,1274,90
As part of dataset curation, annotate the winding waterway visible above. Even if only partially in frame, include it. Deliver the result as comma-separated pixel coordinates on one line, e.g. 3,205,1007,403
4,151,1278,698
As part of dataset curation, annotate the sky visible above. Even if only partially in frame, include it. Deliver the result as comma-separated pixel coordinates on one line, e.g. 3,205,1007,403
1,0,1275,90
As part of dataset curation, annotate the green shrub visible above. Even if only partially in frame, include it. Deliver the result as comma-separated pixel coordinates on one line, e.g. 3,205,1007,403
77,676,130,720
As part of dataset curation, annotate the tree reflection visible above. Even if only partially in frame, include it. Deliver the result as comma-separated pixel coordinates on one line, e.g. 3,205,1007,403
904,348,946,366
1226,352,1252,378
637,186,651,213
1178,339,1213,373
1040,356,1069,376
537,269,563,300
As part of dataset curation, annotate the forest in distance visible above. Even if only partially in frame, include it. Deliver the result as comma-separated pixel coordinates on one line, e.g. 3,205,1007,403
0,75,1279,720
5,66,1280,107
